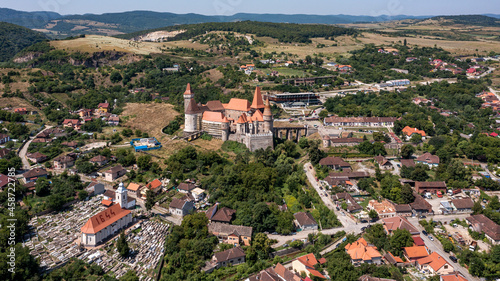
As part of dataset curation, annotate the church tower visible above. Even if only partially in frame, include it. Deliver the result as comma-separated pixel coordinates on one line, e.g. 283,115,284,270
183,83,194,112
263,98,273,132
250,86,265,113
116,182,127,209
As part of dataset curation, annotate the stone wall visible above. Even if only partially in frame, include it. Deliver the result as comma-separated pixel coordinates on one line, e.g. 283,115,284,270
244,133,273,152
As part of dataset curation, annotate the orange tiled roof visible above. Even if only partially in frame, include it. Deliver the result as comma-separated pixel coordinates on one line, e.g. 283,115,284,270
127,183,142,191
202,111,229,123
404,246,429,259
251,110,264,122
225,98,251,112
183,83,192,96
251,87,265,110
147,179,162,189
297,253,326,279
402,126,426,137
81,204,131,234
441,273,468,281
237,113,249,124
101,199,113,206
387,252,404,263
345,237,382,261
417,252,449,272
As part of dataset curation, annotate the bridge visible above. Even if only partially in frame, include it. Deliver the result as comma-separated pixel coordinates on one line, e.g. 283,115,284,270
272,126,308,142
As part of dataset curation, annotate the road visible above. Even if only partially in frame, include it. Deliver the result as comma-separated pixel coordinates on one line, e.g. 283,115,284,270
390,160,401,176
18,125,53,170
407,216,479,281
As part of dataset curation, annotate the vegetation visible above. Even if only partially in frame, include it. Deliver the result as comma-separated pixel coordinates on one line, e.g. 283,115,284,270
0,22,47,62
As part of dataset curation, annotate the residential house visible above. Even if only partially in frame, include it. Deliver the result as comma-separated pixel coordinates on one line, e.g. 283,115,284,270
382,216,420,235
400,159,415,168
27,152,47,163
107,116,119,126
206,203,236,223
0,173,14,191
403,246,429,262
415,181,447,194
97,102,110,113
0,133,10,144
412,236,425,247
89,155,108,166
394,204,413,217
62,119,81,130
440,273,468,281
126,183,142,197
319,157,351,170
374,155,392,169
345,237,383,266
402,126,426,140
169,198,195,217
383,252,405,267
145,179,163,194
450,199,474,213
416,252,454,275
416,153,440,167
53,154,75,170
291,253,327,279
247,263,302,281
61,141,78,148
332,192,363,213
23,168,48,183
208,222,252,246
293,212,318,231
466,214,500,245
178,182,196,193
191,187,206,202
14,108,27,115
85,181,105,197
103,165,126,182
210,247,246,271
368,199,396,218
410,194,433,215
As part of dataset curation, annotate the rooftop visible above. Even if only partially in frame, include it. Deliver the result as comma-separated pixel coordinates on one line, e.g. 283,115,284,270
80,204,131,234
294,212,318,227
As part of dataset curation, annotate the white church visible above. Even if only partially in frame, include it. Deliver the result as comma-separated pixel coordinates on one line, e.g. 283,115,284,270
80,183,134,247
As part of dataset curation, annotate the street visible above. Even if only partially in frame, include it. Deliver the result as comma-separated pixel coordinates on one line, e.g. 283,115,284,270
18,125,53,170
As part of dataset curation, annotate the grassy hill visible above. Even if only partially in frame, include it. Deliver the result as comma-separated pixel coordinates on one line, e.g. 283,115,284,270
0,22,47,62
430,15,500,27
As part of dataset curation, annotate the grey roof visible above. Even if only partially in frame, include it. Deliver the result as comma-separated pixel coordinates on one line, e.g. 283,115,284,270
214,247,245,263
294,212,317,227
169,198,187,209
208,222,253,237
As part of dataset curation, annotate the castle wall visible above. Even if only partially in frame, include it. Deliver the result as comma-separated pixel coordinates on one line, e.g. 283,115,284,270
225,109,250,120
244,133,273,152
184,113,198,133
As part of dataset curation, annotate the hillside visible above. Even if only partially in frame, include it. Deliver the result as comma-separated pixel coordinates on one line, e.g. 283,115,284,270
430,15,500,27
0,22,47,62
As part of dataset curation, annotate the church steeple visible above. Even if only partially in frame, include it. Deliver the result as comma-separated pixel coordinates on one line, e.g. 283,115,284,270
116,182,127,209
183,83,195,112
250,86,265,111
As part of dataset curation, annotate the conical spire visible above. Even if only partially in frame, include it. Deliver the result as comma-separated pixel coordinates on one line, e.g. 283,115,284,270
263,98,272,117
184,83,192,96
185,98,201,114
250,86,265,110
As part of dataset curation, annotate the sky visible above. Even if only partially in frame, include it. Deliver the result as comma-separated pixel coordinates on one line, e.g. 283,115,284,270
2,0,499,16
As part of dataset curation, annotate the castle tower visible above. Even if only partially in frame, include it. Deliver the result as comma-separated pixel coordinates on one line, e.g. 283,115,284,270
221,116,229,141
183,83,194,112
263,98,273,132
116,182,127,209
250,86,265,113
184,98,201,134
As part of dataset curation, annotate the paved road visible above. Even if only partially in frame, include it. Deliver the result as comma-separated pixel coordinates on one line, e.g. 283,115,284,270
390,160,401,176
407,216,478,281
18,125,53,170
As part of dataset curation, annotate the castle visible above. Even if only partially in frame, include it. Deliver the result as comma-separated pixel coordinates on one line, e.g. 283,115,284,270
183,84,274,152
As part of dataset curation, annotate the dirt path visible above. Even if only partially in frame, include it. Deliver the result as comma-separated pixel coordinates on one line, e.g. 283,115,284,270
19,125,53,170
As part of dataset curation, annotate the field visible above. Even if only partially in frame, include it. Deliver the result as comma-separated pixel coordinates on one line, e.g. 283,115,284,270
121,102,180,141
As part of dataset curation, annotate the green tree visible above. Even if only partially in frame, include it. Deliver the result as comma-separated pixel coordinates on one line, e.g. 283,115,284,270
401,144,415,159
120,270,139,281
368,209,379,220
116,231,130,257
47,194,65,211
145,189,154,211
78,190,89,201
252,233,272,258
410,134,422,144
400,184,415,204
110,71,123,83
137,155,152,171
390,229,414,255
35,177,51,197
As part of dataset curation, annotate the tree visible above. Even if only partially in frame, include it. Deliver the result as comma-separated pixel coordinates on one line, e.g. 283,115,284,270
400,184,415,204
368,209,379,220
120,270,139,281
116,231,130,257
78,190,89,201
410,134,422,144
389,229,414,255
35,177,51,197
110,71,123,83
401,144,415,159
145,189,155,211
472,201,483,215
47,194,65,211
252,233,272,259
137,155,152,171
442,238,454,253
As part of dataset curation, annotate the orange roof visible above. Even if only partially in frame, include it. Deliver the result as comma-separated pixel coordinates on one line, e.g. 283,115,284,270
251,110,264,122
225,98,251,112
345,237,382,261
402,126,426,137
387,252,404,263
127,183,142,191
251,87,265,110
441,273,468,281
237,113,249,124
417,252,449,272
81,204,131,234
183,83,192,96
404,246,429,259
146,179,162,190
297,253,326,279
202,111,229,123
346,181,353,185
101,199,113,206
263,97,272,117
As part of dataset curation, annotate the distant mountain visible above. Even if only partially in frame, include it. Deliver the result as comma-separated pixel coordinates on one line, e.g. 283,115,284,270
0,8,430,38
429,15,500,27
0,22,47,62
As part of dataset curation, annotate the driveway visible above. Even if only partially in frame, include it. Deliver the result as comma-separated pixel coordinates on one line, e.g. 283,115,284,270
18,125,53,170
407,216,479,281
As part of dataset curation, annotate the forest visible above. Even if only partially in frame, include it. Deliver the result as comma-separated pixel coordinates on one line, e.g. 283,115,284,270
0,22,47,62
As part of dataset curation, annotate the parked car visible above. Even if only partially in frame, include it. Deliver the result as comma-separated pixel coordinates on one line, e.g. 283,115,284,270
449,256,458,263
419,215,427,219
422,230,428,236
360,219,368,223
428,235,434,241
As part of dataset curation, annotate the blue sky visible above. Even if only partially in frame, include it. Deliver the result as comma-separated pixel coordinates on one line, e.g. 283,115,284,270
2,0,499,16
